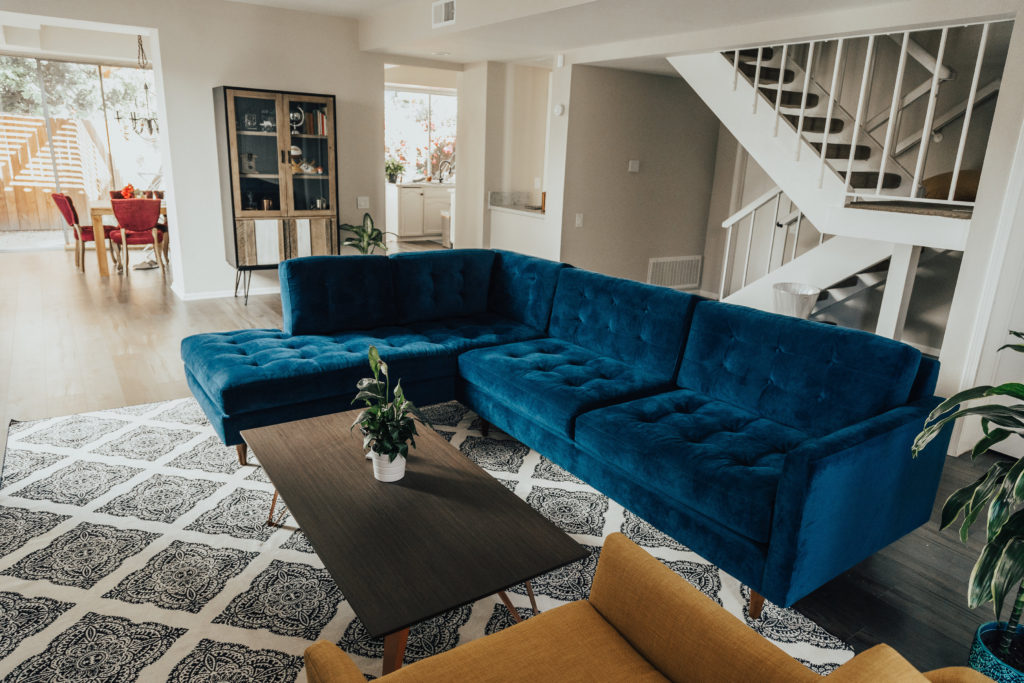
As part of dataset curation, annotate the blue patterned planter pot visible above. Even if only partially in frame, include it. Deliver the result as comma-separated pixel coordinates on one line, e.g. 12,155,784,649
970,622,1024,682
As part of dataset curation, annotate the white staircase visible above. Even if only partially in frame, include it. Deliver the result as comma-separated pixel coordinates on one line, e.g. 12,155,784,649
668,20,1006,340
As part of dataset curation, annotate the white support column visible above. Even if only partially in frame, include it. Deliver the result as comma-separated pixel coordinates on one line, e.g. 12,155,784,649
875,244,921,340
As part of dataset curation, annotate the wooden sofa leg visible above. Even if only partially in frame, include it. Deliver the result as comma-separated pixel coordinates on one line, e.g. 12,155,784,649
480,419,490,437
236,443,248,466
749,590,765,620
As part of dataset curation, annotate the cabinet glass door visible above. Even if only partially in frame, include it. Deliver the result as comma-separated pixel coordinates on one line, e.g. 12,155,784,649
284,95,334,215
229,92,283,215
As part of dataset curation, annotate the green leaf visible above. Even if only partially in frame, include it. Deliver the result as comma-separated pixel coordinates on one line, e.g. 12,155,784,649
971,541,1004,608
989,485,1014,541
961,461,1013,542
993,538,1024,621
368,346,381,376
928,385,995,422
999,344,1024,354
974,428,1013,459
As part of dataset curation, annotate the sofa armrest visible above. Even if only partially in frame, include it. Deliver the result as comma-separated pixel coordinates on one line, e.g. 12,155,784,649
922,667,994,682
304,640,366,683
589,533,817,682
763,398,950,605
825,644,929,680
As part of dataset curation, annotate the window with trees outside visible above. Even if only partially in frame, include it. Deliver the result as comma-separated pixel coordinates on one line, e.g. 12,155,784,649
384,87,456,182
0,55,162,240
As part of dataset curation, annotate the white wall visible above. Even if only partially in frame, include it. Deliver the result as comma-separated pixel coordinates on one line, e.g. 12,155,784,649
2,0,385,300
384,65,458,90
559,65,719,283
501,64,550,202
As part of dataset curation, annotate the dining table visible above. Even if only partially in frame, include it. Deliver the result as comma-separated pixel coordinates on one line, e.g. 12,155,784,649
89,203,168,277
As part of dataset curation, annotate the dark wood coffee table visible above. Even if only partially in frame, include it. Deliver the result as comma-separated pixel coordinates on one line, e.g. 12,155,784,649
241,410,587,676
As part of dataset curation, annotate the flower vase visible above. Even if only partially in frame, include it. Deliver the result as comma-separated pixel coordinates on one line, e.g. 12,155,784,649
371,450,406,482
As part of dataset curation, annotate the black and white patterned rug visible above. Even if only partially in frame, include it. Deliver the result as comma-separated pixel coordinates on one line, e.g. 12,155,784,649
0,399,853,680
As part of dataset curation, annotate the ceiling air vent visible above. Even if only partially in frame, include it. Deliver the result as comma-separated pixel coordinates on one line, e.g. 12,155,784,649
432,0,455,28
647,255,702,290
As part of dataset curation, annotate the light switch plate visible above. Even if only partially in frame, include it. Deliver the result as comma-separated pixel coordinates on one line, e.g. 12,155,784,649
575,213,584,228
628,160,640,173
357,196,369,209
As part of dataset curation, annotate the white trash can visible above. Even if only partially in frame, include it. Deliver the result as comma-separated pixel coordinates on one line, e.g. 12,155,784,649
772,282,821,319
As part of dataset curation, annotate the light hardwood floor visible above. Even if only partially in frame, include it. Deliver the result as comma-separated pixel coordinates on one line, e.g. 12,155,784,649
0,245,997,672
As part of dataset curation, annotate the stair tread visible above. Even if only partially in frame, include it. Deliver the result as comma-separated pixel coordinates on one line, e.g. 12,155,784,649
846,200,973,219
810,142,871,160
738,62,795,85
758,87,820,108
726,47,775,62
847,171,902,189
783,114,844,134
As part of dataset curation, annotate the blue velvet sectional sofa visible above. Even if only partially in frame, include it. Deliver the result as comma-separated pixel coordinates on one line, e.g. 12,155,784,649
181,248,952,609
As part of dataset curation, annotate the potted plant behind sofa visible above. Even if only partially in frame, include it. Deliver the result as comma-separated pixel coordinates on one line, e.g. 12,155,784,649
339,212,391,254
352,346,428,482
385,158,405,183
913,332,1024,681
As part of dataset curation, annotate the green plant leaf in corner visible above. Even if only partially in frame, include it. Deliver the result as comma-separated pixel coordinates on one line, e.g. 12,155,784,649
992,538,1024,621
961,461,1013,543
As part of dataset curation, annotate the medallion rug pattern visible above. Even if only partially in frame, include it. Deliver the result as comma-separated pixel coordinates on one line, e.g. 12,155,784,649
0,399,853,680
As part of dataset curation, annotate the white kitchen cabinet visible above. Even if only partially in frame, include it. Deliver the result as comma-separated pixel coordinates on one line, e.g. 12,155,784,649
398,187,424,237
397,184,452,238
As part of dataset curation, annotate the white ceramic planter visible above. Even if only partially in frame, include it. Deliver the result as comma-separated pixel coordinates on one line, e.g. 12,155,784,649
371,450,406,482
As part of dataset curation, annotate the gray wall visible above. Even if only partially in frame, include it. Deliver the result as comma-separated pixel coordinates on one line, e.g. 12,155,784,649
560,66,719,284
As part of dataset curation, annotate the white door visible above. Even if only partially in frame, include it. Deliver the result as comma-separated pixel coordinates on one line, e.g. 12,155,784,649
399,188,424,237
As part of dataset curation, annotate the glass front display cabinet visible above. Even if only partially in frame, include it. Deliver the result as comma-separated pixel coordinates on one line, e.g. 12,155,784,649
214,87,338,301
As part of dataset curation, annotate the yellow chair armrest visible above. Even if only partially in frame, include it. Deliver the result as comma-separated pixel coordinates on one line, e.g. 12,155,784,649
305,640,366,683
924,666,995,682
588,533,816,682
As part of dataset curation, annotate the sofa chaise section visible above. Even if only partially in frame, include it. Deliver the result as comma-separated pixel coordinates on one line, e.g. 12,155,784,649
182,249,565,446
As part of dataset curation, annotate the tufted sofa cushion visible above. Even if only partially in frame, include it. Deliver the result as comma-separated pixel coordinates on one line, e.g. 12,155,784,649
182,312,541,415
458,337,673,438
280,255,395,336
678,301,922,437
488,250,568,330
391,250,496,324
575,389,809,542
548,269,699,383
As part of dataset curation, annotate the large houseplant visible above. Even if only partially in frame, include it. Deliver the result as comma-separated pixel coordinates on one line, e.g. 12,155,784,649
352,346,428,482
913,332,1024,679
339,212,389,254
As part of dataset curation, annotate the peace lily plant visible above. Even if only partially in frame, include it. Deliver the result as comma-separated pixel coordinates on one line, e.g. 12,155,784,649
339,212,390,255
913,331,1024,675
352,346,428,482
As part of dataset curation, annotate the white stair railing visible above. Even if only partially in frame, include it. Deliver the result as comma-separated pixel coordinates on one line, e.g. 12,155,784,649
728,19,1006,210
719,187,818,299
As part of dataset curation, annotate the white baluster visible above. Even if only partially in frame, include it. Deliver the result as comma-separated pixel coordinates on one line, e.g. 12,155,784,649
773,44,789,136
911,27,948,197
766,193,782,276
741,210,756,288
794,42,815,160
791,213,803,263
719,224,734,300
877,32,909,195
752,47,763,113
845,35,875,194
949,23,989,202
819,39,844,188
733,50,740,91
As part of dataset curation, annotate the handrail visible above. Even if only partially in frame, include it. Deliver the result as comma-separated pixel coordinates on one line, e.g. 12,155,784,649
721,186,782,228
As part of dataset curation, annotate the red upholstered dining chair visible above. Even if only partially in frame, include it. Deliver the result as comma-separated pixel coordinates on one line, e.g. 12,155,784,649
50,193,118,273
110,198,165,273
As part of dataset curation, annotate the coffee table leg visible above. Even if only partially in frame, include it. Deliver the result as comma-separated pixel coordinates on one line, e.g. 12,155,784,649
267,490,279,527
497,591,522,623
525,580,540,615
382,627,409,675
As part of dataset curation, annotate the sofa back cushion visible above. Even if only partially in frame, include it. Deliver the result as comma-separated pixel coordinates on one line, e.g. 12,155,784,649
677,301,922,436
488,250,567,330
391,250,496,324
548,268,699,382
280,255,394,336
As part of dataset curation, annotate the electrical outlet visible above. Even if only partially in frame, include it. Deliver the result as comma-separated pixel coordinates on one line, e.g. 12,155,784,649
575,213,584,228
357,196,369,209
628,159,640,173
534,176,542,190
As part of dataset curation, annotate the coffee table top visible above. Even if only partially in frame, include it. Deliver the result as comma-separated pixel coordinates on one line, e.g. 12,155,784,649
241,410,587,637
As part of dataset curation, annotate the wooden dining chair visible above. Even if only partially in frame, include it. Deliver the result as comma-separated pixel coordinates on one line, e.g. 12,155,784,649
50,193,118,273
110,198,165,273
